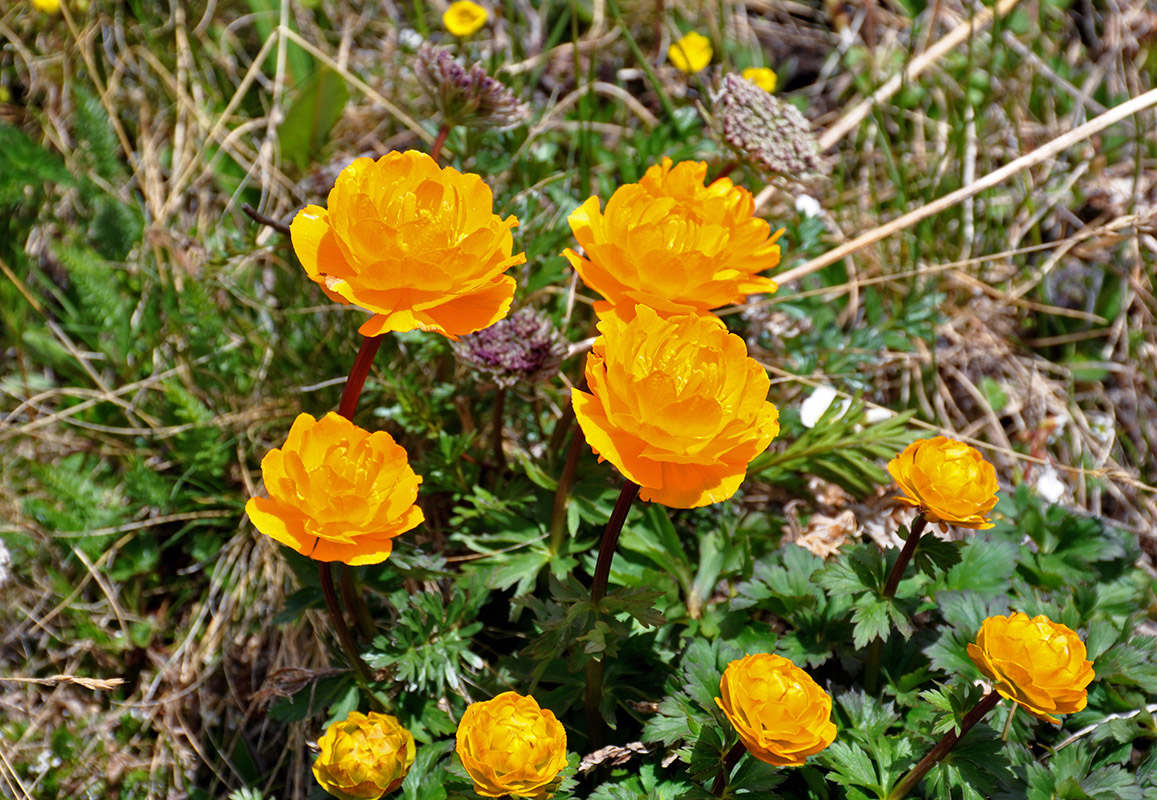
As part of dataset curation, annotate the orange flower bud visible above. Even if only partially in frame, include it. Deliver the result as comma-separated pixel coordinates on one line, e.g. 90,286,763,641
456,691,568,798
572,305,780,508
967,612,1094,723
715,653,837,767
246,412,424,565
291,150,525,339
563,158,781,323
887,436,998,529
313,711,415,800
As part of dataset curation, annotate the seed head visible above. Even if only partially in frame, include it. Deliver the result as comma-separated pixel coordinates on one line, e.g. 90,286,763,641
413,44,529,131
453,308,568,388
711,73,827,184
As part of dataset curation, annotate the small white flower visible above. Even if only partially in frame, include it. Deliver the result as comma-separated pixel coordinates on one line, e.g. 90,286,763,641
800,385,848,428
1035,465,1065,503
795,194,822,218
864,406,893,423
397,28,425,49
0,538,11,589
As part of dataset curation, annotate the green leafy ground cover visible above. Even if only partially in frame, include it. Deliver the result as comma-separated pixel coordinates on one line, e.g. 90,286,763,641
1,0,1156,798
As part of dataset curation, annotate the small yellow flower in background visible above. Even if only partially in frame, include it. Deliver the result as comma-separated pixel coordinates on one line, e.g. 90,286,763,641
443,0,488,37
313,711,416,800
456,691,568,798
742,66,777,92
246,412,424,565
564,157,782,323
668,31,713,73
31,0,61,12
291,151,524,339
716,653,837,767
572,305,780,509
967,612,1095,723
887,436,999,529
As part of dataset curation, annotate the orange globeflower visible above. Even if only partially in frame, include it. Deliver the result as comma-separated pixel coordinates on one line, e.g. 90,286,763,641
246,412,424,565
456,692,568,798
967,612,1095,723
716,653,837,767
291,150,525,339
564,158,781,323
887,436,999,529
572,305,780,508
313,711,415,800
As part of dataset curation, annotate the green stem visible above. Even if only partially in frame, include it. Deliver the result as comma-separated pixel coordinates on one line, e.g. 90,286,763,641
340,564,377,642
882,514,929,598
319,562,376,689
888,692,1001,800
549,422,583,555
864,636,884,695
1001,703,1016,741
584,479,641,748
711,742,746,797
491,386,507,475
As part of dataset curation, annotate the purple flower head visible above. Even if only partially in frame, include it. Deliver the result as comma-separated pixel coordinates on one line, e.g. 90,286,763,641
413,45,530,131
453,308,568,389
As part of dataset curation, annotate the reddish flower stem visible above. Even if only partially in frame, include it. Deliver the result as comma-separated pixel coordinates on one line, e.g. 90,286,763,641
887,691,1001,800
711,742,746,797
882,514,929,598
590,480,641,605
430,124,450,163
338,335,384,420
584,479,641,748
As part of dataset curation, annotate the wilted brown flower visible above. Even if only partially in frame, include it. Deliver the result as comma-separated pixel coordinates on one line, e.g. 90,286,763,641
414,45,529,131
711,73,826,183
452,307,568,388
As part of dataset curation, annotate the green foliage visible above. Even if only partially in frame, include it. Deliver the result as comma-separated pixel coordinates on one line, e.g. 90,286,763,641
366,573,491,696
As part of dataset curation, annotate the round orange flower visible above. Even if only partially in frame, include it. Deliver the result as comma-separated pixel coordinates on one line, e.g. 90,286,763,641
246,412,424,565
456,691,568,798
887,436,998,529
290,150,525,339
967,612,1094,724
715,653,837,767
313,711,415,800
572,305,780,508
563,158,782,323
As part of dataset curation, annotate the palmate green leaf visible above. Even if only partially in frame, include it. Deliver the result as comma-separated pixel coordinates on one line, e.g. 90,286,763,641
729,755,786,795
937,533,1017,597
1091,636,1157,694
819,740,882,796
588,762,693,799
911,535,964,578
401,739,455,800
834,691,901,744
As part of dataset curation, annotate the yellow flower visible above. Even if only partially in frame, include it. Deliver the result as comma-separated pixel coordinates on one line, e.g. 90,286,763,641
715,653,837,767
572,305,780,508
456,691,568,798
313,711,416,800
291,150,524,340
668,31,713,73
443,1,488,37
31,0,61,11
887,436,998,529
967,612,1095,723
564,158,781,323
245,412,424,565
741,66,777,92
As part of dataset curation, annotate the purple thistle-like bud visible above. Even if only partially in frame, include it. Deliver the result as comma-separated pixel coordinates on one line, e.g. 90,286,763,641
711,73,827,184
413,44,530,131
453,308,568,389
